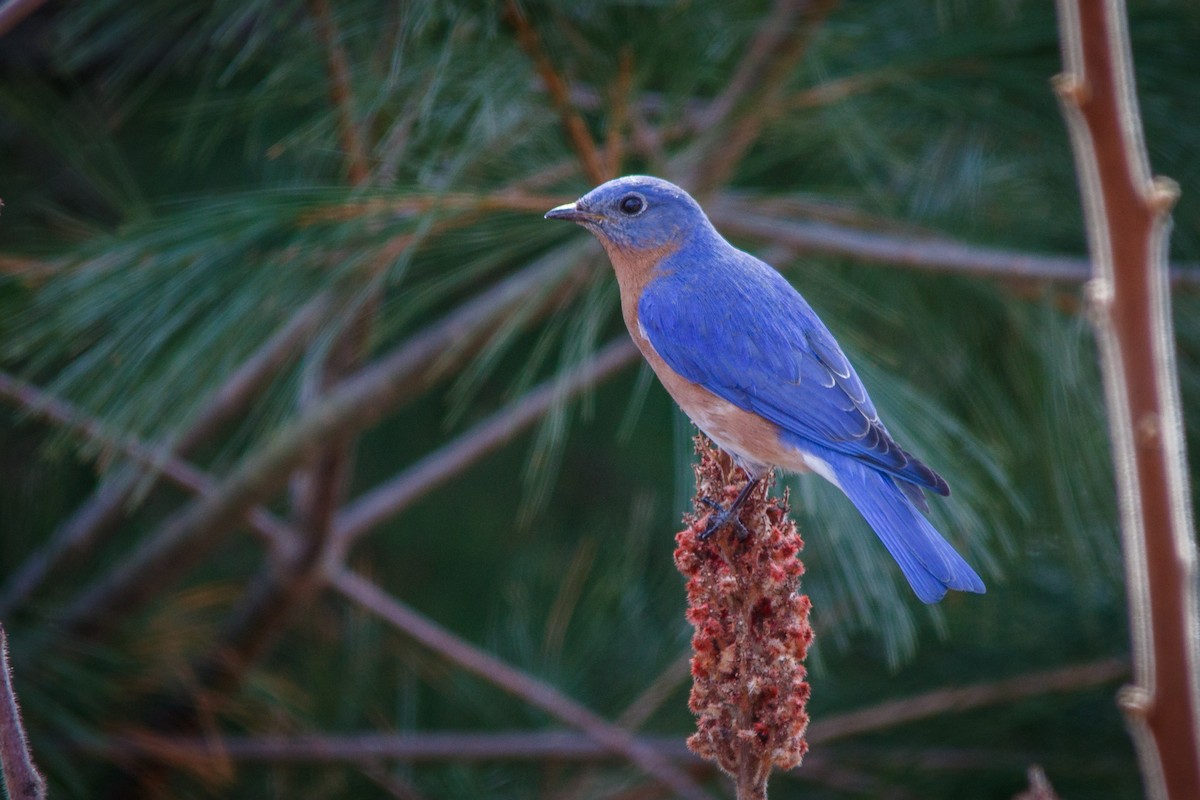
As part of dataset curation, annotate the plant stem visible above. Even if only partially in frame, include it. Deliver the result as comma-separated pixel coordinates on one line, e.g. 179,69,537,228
1054,1,1200,797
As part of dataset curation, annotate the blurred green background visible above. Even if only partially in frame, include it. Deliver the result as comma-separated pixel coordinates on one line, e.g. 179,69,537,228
1,0,1198,797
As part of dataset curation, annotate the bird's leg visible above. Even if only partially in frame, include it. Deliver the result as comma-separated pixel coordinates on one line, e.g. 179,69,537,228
698,473,763,541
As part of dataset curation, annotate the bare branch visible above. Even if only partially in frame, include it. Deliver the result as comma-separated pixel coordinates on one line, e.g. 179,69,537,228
1014,766,1062,800
0,0,45,38
1054,2,1200,797
0,295,327,617
603,48,634,179
808,657,1127,744
1,367,706,796
0,371,298,554
74,730,694,764
330,571,711,800
308,0,370,184
0,626,45,800
333,338,638,550
502,0,606,184
50,245,587,638
710,201,1200,286
66,655,1126,770
675,0,838,193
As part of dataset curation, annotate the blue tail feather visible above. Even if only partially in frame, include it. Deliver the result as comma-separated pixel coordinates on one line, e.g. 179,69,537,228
831,457,985,604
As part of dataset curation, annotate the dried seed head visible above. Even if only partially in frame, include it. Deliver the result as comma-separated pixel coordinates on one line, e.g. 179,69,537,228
674,437,813,779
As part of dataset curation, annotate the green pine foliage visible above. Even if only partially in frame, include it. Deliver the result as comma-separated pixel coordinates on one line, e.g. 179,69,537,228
1,0,1197,796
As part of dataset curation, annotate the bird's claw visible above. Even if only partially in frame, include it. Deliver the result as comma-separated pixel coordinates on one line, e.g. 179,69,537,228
698,497,751,541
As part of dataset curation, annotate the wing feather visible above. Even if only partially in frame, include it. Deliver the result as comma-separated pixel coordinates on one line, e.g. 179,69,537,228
638,249,948,496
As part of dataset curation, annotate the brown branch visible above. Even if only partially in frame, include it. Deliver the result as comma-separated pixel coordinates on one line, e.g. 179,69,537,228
710,201,1200,287
808,657,1128,744
1014,766,1061,800
330,572,711,799
0,295,328,617
0,372,298,555
332,338,638,551
604,47,634,179
1054,2,1200,798
308,0,370,184
66,655,1126,768
49,244,587,639
502,0,606,184
675,0,838,193
74,730,694,765
0,626,45,800
0,0,45,38
1,367,708,797
312,189,1200,286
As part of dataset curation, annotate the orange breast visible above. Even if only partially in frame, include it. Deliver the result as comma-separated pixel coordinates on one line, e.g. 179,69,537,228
603,241,812,475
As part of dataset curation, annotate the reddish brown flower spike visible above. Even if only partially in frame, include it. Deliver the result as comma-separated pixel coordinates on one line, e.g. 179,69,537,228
674,437,813,794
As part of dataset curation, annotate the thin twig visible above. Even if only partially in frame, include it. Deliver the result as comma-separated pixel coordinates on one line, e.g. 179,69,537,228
65,655,1126,767
0,295,328,617
710,201,1200,286
330,571,712,800
50,244,588,639
308,0,370,184
1054,2,1200,798
0,372,298,554
808,657,1128,743
332,338,638,551
502,0,606,184
604,47,634,179
1,368,707,797
0,0,45,37
303,189,1200,286
0,626,46,800
676,0,838,192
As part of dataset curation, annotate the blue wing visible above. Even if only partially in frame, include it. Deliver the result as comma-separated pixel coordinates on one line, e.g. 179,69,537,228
638,248,948,497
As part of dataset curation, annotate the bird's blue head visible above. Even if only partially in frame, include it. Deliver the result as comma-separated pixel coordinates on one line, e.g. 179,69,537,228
544,175,714,254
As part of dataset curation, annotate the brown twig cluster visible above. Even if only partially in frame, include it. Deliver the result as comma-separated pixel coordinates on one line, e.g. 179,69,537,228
675,439,813,799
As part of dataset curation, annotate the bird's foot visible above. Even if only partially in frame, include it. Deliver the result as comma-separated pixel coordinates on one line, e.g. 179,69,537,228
698,497,751,541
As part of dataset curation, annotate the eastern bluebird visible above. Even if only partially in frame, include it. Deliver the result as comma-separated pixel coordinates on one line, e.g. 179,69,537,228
546,175,985,603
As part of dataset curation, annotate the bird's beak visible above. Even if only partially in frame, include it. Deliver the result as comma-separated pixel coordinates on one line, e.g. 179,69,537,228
544,202,597,224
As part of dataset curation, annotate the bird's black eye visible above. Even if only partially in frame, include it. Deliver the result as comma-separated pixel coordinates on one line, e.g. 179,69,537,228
618,194,646,216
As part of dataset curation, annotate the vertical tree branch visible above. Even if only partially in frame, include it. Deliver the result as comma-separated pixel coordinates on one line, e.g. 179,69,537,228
0,626,45,800
674,0,837,193
503,0,607,184
308,0,369,184
1054,2,1200,798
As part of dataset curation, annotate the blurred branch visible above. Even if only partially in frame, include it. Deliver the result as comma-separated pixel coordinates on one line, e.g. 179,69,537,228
808,657,1127,743
51,245,586,639
1054,2,1200,798
308,0,369,184
76,730,695,764
327,572,711,799
333,338,638,551
312,190,1200,287
1,361,707,797
1014,766,1061,800
0,295,328,617
711,201,1200,286
502,0,607,184
68,655,1126,767
0,625,45,800
678,0,837,193
0,0,44,38
0,372,299,554
603,48,634,179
